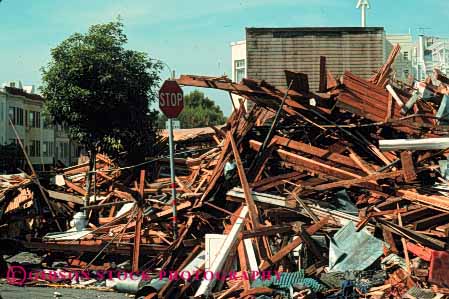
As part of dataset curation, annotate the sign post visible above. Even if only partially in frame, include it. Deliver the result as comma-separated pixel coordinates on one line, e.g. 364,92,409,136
159,80,184,239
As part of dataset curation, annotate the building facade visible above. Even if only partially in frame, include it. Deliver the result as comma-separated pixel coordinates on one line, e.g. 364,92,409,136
0,81,79,171
246,27,386,91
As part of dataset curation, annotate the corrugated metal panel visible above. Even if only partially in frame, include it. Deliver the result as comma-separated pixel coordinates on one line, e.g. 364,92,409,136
246,27,385,91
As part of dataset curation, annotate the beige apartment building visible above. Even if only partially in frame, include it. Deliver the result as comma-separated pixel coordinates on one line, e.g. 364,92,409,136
0,81,79,171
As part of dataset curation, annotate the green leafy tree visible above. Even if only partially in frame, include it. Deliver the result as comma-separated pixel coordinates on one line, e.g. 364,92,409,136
41,21,162,164
158,90,226,128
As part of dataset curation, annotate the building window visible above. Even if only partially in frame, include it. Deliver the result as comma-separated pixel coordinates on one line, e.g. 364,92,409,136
29,111,41,128
8,107,24,126
403,51,409,61
234,59,245,83
0,103,3,121
16,108,23,126
404,69,410,78
29,140,41,157
59,142,64,158
43,141,54,157
63,143,69,158
8,107,14,123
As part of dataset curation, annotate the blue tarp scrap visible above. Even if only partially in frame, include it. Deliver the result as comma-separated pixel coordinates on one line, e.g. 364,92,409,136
329,221,385,272
251,270,327,293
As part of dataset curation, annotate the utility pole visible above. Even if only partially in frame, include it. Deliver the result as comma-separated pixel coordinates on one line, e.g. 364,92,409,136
356,0,371,27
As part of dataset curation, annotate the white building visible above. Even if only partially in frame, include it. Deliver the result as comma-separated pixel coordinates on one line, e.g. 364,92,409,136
384,34,449,83
413,35,449,81
428,39,449,77
230,40,247,110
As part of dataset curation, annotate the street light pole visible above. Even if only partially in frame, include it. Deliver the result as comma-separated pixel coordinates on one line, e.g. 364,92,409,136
356,0,371,28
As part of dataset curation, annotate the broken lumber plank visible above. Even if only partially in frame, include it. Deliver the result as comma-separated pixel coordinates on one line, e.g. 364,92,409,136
242,225,294,239
272,136,361,170
401,207,439,224
237,241,250,290
406,242,432,261
132,170,145,273
319,56,327,92
64,179,87,196
397,189,449,213
401,151,417,182
397,207,411,272
155,201,192,219
244,238,259,272
377,218,447,250
413,212,449,231
251,171,305,192
370,44,401,87
249,140,361,180
259,216,329,271
311,170,403,191
229,132,261,228
386,84,404,107
227,187,295,208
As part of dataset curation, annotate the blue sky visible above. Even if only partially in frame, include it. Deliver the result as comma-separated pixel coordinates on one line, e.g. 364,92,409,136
1,0,448,116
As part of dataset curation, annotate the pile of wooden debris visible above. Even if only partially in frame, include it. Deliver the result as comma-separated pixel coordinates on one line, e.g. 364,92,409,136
3,44,449,299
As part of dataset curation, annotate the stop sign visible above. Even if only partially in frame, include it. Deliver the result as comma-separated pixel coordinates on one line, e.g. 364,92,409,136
159,80,184,118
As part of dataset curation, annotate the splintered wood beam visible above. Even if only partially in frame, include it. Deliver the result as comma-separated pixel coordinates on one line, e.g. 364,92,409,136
251,171,305,192
347,147,376,174
64,179,87,196
397,189,449,212
311,170,403,191
176,74,308,111
249,140,360,180
229,132,261,228
132,170,145,273
237,241,250,290
370,44,401,87
319,56,327,92
259,216,328,271
272,136,360,170
400,151,417,182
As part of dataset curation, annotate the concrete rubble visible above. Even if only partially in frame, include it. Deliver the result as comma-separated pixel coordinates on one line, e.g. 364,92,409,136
3,44,449,298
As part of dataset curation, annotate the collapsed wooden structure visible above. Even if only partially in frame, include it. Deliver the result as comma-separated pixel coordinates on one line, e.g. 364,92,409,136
3,45,449,298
